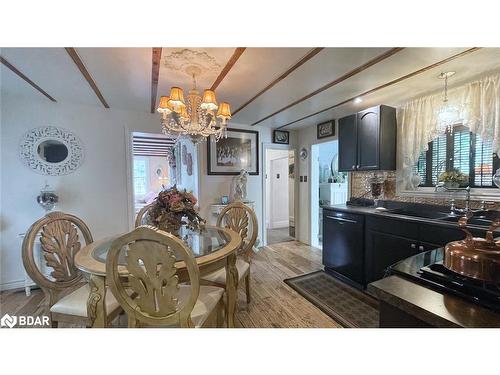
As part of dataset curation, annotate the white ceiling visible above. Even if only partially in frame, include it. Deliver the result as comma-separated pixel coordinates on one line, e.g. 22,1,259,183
2,47,500,131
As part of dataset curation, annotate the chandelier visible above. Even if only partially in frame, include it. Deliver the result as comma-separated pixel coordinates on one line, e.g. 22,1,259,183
157,68,231,143
436,71,462,134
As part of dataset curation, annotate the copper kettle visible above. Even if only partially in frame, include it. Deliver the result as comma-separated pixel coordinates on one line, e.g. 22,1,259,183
444,217,500,283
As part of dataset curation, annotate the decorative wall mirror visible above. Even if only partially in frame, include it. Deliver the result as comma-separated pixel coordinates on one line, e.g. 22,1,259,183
19,126,84,176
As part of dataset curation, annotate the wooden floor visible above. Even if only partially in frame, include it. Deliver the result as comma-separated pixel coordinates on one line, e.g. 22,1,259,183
0,241,340,328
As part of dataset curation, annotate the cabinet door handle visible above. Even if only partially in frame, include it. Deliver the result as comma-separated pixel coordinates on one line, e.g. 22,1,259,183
325,216,357,224
418,245,424,251
410,243,416,249
352,165,356,170
356,165,360,169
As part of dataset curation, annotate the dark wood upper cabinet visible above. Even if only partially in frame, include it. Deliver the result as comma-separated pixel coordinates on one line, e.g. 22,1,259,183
338,114,357,171
338,105,396,172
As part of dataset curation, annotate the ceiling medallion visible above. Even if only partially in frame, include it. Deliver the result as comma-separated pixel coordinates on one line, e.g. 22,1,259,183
163,49,221,75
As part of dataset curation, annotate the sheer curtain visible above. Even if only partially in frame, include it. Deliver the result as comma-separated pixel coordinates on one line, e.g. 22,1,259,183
397,72,500,189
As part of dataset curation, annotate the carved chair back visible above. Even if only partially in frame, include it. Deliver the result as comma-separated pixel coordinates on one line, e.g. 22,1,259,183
134,203,155,228
106,226,200,328
216,202,258,260
22,211,93,305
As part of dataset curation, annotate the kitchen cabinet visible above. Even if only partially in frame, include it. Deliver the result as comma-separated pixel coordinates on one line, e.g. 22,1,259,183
338,114,357,171
365,230,420,283
338,105,397,172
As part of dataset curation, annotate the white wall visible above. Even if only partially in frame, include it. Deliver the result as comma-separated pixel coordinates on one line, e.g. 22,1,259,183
296,123,339,245
198,125,297,245
0,93,163,290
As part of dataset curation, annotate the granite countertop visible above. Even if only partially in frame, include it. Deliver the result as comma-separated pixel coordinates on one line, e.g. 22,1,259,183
368,276,500,328
322,203,496,232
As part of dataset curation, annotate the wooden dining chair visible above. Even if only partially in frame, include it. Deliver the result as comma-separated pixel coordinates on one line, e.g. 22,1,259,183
134,203,155,227
21,211,122,327
201,202,258,304
106,226,225,328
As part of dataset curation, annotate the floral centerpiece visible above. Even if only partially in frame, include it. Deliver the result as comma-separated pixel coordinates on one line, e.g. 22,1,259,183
147,185,205,236
438,168,469,188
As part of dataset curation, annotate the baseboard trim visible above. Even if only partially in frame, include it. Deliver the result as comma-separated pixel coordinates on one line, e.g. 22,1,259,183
0,279,26,291
270,220,289,229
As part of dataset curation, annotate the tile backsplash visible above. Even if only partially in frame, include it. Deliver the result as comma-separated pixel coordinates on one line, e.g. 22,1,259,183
350,171,500,210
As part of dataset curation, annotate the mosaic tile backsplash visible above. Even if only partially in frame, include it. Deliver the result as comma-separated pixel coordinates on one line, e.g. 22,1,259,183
350,171,500,210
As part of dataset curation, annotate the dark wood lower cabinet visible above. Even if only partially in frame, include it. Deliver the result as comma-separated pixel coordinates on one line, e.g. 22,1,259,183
365,231,420,284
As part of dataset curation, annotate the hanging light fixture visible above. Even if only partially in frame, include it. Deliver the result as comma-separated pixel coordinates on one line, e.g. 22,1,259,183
437,71,462,134
157,66,231,144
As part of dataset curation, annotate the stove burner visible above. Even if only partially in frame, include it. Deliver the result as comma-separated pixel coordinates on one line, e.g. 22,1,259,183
389,249,500,313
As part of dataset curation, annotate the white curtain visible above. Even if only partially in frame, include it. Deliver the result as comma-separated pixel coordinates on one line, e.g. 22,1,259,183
397,72,500,188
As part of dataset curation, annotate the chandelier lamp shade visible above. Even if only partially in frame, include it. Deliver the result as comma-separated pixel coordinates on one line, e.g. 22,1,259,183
157,74,232,143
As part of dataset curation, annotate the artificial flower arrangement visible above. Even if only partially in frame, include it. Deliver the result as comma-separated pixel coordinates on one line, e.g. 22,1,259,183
148,185,205,236
438,168,469,188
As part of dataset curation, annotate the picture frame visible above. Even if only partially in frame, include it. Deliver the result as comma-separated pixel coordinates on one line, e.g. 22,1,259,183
221,195,229,205
317,120,335,139
273,129,289,144
207,128,259,175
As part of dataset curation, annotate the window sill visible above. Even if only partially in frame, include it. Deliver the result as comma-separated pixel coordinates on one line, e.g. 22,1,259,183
397,187,500,201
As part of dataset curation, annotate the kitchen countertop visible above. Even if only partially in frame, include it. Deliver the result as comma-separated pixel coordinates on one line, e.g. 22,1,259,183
368,275,500,328
322,203,495,232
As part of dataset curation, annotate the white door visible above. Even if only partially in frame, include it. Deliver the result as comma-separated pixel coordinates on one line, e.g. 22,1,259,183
270,157,289,229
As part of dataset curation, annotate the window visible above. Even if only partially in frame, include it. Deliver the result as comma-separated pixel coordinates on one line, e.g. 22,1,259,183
413,125,499,188
133,157,149,197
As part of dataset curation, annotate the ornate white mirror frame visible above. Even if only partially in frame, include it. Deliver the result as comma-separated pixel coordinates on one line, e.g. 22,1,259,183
19,126,85,176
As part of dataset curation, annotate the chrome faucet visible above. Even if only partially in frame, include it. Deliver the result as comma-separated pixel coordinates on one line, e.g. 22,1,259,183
436,185,474,216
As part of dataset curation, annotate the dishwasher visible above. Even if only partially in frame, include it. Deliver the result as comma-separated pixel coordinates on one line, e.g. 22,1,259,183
322,210,365,289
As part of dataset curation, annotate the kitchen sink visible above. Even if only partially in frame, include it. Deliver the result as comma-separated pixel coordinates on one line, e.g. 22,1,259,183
438,216,494,226
384,208,450,220
383,207,500,227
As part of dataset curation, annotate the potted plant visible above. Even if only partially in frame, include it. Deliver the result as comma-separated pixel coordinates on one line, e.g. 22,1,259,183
438,168,469,189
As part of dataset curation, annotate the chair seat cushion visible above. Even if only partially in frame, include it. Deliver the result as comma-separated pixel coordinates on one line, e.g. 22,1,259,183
201,257,250,285
178,285,224,327
50,284,121,318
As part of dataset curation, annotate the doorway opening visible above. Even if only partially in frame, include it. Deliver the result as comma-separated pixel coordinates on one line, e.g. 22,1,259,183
264,147,296,245
130,132,176,216
311,140,348,249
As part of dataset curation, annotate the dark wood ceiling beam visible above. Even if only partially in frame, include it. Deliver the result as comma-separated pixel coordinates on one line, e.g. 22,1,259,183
251,48,405,126
0,56,57,102
150,48,162,113
277,47,481,129
232,47,324,116
65,47,109,109
210,47,246,91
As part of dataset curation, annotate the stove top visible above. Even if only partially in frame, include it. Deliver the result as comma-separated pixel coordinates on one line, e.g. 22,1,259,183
389,248,500,313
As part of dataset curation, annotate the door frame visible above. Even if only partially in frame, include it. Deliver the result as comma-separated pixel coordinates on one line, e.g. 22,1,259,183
261,143,297,247
308,138,350,248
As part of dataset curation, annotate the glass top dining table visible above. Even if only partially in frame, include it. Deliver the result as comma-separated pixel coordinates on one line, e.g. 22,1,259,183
74,225,242,328
91,226,232,265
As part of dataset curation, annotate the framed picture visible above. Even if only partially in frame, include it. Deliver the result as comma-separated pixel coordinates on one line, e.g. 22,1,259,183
273,129,289,144
317,120,335,139
221,195,229,205
207,128,259,175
